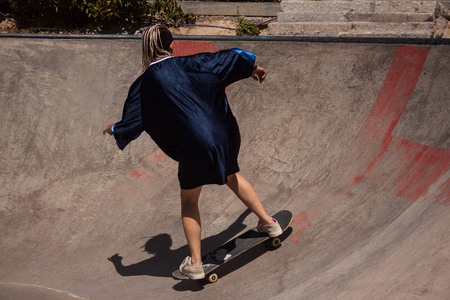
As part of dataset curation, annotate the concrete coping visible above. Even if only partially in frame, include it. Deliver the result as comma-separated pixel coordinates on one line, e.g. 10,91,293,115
1,33,450,45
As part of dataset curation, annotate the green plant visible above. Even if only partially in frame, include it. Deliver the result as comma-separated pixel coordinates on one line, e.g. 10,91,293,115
6,0,153,29
151,0,195,27
82,0,152,25
7,0,89,27
236,19,260,36
5,0,194,31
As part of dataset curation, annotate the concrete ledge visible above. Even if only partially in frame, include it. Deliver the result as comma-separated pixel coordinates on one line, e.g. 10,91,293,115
267,21,434,37
281,1,374,13
346,12,434,23
339,30,433,38
178,1,280,16
350,21,434,31
278,12,347,23
374,1,438,13
2,33,449,44
267,22,352,36
279,12,434,23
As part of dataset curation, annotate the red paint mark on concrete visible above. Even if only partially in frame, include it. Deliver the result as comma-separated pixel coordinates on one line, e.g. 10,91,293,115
129,168,154,182
173,41,218,57
291,211,311,244
144,147,169,165
367,138,450,202
154,148,169,163
352,45,429,186
340,45,450,205
130,169,146,178
391,140,449,201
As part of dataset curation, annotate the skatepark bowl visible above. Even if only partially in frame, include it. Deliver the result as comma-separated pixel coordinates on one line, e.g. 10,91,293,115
0,34,449,299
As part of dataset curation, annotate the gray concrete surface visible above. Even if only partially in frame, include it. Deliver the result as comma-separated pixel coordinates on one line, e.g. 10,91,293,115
179,1,280,17
0,36,449,299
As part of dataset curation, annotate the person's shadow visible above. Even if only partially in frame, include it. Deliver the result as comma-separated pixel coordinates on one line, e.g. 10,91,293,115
108,209,252,278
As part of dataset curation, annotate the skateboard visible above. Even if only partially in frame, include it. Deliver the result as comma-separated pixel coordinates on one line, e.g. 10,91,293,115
172,210,293,283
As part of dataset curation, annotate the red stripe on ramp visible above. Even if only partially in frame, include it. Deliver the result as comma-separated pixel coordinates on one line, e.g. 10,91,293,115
352,45,430,186
339,45,449,205
366,138,450,203
173,41,218,57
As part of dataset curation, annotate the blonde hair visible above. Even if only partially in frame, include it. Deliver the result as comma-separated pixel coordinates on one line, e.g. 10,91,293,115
142,24,173,71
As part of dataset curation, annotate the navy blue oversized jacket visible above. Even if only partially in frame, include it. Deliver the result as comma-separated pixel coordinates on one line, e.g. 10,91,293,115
112,49,256,189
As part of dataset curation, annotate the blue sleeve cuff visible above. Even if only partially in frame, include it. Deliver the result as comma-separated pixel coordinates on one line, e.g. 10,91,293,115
231,48,256,67
111,124,115,135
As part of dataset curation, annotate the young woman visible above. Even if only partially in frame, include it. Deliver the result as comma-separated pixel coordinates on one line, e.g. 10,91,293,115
103,24,282,279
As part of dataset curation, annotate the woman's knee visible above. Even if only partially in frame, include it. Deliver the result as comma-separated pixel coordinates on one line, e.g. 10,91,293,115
180,186,202,204
226,173,238,186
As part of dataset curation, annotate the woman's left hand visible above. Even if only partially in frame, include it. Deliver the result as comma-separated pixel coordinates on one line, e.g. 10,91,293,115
251,66,266,83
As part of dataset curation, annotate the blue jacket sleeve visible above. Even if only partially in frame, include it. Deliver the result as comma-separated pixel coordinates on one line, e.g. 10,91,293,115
192,49,256,87
112,76,144,150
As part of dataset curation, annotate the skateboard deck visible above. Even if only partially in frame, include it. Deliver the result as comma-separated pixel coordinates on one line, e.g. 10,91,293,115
172,210,293,283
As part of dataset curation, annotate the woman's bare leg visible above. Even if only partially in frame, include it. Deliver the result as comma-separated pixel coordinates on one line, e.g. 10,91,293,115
226,173,273,225
180,186,203,266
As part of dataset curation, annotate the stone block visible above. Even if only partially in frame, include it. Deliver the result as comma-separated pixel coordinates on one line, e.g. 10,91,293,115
281,1,374,13
348,21,434,32
266,21,434,37
266,22,352,36
338,30,433,38
278,12,348,22
345,12,434,22
374,1,438,13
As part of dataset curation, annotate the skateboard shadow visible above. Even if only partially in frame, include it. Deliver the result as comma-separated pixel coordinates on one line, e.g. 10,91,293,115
172,227,293,292
108,209,252,279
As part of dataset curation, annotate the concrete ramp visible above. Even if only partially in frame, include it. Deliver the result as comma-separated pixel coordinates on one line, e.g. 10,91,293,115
0,36,449,299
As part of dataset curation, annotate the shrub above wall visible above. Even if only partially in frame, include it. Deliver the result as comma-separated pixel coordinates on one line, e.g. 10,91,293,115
3,0,195,31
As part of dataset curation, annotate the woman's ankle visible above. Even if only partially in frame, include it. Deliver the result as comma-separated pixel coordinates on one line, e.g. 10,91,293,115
259,217,275,226
191,256,202,266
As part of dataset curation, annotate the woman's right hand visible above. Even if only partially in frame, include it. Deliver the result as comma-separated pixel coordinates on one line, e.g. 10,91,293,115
103,122,115,136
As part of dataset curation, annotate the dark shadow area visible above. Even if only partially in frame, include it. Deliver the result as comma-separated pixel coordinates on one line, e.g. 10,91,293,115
108,209,251,278
216,227,293,278
172,227,293,291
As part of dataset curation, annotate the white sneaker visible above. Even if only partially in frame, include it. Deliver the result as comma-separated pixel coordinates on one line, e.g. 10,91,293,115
257,219,282,237
179,256,205,279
